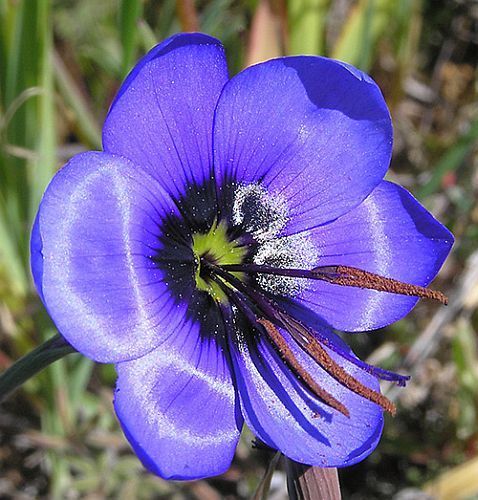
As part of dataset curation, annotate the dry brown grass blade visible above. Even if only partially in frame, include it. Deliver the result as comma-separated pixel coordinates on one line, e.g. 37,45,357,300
245,0,284,67
424,456,478,500
176,0,199,32
386,249,478,402
285,460,341,500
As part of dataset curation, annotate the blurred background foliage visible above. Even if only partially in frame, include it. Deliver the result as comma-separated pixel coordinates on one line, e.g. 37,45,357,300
0,0,477,498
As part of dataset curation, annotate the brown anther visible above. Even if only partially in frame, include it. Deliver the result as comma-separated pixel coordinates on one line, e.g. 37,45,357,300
257,318,350,417
314,265,448,305
278,313,397,416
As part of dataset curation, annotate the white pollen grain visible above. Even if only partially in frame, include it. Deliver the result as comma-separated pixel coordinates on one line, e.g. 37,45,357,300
232,183,288,241
254,233,319,296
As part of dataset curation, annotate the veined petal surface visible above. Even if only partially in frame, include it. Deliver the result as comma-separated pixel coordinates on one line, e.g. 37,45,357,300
229,307,383,467
213,56,392,232
299,181,454,331
103,33,228,197
31,151,188,363
114,319,243,480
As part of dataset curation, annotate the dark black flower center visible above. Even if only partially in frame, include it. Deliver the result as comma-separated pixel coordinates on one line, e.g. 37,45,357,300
152,178,446,417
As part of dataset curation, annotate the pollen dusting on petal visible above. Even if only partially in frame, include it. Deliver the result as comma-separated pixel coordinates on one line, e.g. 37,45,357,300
231,182,319,297
254,233,318,296
232,183,288,241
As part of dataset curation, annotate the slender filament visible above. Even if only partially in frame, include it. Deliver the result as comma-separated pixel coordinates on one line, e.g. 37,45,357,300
221,263,448,304
277,313,396,415
258,318,350,417
207,261,398,416
213,273,351,416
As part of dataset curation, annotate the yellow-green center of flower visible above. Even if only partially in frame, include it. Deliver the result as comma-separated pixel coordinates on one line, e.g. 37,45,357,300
192,220,247,302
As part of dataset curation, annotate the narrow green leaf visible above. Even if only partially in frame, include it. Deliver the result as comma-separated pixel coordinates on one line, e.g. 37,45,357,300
137,19,158,52
288,0,330,55
53,50,102,150
68,357,94,415
332,0,394,70
0,0,41,295
0,334,76,403
119,0,143,77
418,116,478,198
29,0,56,219
0,201,28,295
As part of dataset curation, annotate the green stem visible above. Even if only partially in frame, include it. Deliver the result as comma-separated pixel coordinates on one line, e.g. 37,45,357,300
0,334,76,402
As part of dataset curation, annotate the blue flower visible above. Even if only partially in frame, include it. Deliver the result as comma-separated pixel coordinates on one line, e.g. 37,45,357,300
30,33,453,480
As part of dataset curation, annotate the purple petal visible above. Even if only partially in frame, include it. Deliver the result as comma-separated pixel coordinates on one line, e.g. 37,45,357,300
30,212,45,303
229,316,384,467
32,151,189,363
114,321,242,480
103,33,228,197
298,181,454,331
277,298,410,386
213,56,392,231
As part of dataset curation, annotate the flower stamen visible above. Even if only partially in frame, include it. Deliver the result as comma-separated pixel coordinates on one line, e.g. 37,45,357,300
215,276,351,417
314,265,448,305
221,263,448,304
278,311,409,386
257,319,350,417
277,313,396,415
208,262,397,416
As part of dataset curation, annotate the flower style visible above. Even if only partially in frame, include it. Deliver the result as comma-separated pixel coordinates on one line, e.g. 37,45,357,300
30,33,453,480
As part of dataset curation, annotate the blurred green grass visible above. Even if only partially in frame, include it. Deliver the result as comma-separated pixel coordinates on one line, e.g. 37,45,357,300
0,0,477,498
